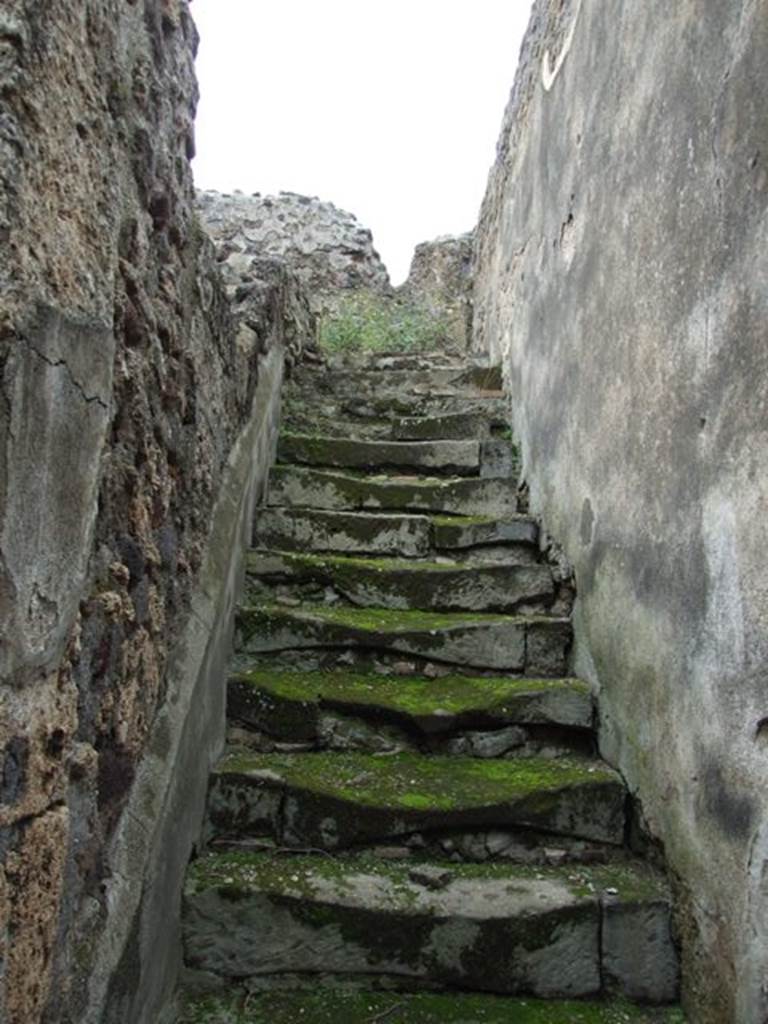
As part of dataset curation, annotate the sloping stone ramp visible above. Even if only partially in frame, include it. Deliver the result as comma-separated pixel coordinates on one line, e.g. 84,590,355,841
178,352,684,1023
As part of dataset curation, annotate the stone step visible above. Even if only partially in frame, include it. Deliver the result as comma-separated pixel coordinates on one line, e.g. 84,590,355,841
342,391,508,419
227,670,594,757
279,399,508,443
178,989,685,1024
326,351,468,371
236,604,571,676
276,434,481,476
266,466,520,517
289,366,462,397
283,389,508,424
391,410,493,440
254,507,538,559
480,438,521,479
183,853,678,1002
246,550,554,614
290,364,503,396
206,750,626,848
254,508,433,557
279,407,392,440
432,513,538,549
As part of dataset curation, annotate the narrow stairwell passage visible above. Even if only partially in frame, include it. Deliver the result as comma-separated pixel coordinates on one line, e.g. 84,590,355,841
178,351,684,1023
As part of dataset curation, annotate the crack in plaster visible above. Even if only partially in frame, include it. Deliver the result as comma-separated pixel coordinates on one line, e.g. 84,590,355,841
24,338,109,411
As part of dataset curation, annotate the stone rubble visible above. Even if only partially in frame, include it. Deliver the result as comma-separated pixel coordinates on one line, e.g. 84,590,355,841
197,189,391,316
397,231,475,349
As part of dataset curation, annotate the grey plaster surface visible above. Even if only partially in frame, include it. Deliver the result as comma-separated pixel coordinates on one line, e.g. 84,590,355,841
473,3,768,1019
0,306,113,682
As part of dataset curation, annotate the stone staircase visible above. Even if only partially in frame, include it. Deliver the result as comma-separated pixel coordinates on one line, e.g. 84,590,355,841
178,352,684,1023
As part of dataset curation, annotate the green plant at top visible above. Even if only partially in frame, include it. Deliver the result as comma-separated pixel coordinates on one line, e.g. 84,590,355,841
318,291,451,353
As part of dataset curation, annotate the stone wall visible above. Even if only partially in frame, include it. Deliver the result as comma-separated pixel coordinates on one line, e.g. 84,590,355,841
0,4,311,1023
473,3,768,1022
197,189,391,317
397,233,474,349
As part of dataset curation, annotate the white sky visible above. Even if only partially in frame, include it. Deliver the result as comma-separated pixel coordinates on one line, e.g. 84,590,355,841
191,1,533,284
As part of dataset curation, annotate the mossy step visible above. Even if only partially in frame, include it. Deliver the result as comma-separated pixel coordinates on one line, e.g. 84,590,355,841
183,853,677,1002
267,465,519,517
207,750,626,848
236,604,571,676
179,990,685,1024
228,670,594,743
254,508,433,558
391,410,493,441
246,550,554,614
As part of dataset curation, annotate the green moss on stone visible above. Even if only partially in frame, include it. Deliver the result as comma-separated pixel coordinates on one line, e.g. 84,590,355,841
215,750,617,813
232,668,589,720
178,990,685,1024
240,603,521,641
431,514,497,527
187,849,667,902
250,549,464,574
398,791,451,810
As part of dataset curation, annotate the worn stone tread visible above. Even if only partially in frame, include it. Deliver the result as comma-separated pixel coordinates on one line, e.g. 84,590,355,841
254,508,538,558
253,508,433,557
246,549,554,613
280,394,508,434
291,366,464,391
228,669,594,740
391,410,493,441
179,989,685,1024
327,351,466,371
277,434,481,475
236,604,571,675
266,465,519,516
183,852,676,999
207,750,626,846
432,513,538,549
280,410,392,440
337,392,509,424
290,365,500,395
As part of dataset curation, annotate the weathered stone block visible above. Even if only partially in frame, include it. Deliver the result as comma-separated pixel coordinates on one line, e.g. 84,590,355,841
266,465,520,517
253,508,432,558
391,411,491,441
432,514,538,550
277,434,481,476
206,750,627,848
246,549,555,613
183,853,603,996
236,604,540,672
602,896,680,1003
227,670,594,742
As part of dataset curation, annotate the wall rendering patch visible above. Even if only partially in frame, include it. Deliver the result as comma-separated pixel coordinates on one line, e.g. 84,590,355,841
542,0,584,93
